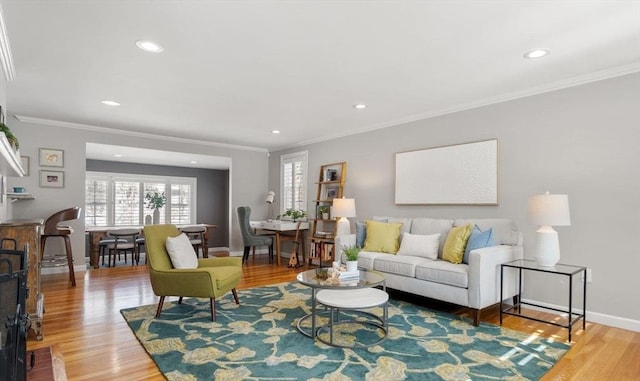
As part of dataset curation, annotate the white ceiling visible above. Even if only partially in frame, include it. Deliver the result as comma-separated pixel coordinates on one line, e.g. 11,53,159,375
2,1,640,156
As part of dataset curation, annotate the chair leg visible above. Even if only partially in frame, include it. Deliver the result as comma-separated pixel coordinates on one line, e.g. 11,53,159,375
232,288,239,304
155,296,165,318
269,244,274,264
243,247,250,263
63,236,76,287
209,298,216,322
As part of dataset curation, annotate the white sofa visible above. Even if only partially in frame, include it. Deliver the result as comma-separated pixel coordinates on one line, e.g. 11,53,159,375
335,217,523,325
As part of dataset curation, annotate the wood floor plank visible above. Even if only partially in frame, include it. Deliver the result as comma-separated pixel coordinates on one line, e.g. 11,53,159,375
27,256,639,380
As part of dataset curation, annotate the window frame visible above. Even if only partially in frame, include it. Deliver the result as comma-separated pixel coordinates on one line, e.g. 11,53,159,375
279,150,308,214
85,171,197,227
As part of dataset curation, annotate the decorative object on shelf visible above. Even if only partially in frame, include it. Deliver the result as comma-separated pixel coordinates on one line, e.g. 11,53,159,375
0,122,19,151
39,170,64,188
39,148,64,167
528,192,571,267
145,191,166,224
333,197,356,236
20,156,29,176
341,244,361,272
317,205,330,220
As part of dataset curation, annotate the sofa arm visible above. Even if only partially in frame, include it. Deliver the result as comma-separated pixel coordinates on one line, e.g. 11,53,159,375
334,234,356,262
467,245,523,309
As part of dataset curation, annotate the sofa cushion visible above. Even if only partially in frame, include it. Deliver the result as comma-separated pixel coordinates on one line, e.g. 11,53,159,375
442,224,472,264
463,225,495,264
373,254,426,277
355,221,367,247
415,260,469,288
357,251,389,270
363,220,402,253
410,218,455,257
454,218,518,245
396,232,440,260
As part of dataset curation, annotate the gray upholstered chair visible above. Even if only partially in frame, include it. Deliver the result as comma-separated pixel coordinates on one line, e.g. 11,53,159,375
237,206,273,264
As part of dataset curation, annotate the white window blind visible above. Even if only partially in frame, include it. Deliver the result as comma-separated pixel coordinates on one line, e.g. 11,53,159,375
280,151,307,213
85,172,196,227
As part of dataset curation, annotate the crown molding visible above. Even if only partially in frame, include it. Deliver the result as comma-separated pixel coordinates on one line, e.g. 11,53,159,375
294,62,640,149
0,5,15,81
13,115,269,153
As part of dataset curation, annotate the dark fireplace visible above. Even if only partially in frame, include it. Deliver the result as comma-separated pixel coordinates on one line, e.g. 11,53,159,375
0,239,29,381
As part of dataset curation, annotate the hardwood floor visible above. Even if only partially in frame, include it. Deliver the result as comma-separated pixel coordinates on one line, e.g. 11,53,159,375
27,256,640,380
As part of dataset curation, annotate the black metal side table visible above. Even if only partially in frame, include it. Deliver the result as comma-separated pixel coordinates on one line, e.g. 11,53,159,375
500,259,587,342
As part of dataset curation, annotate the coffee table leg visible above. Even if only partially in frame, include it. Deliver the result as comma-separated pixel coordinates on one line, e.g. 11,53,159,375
311,288,317,340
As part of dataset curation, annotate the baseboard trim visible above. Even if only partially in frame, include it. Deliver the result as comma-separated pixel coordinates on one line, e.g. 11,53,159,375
522,298,640,333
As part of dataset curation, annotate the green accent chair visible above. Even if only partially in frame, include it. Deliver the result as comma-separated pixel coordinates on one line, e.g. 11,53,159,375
144,224,243,321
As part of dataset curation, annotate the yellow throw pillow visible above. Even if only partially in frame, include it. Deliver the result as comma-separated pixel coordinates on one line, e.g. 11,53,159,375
442,224,472,264
363,220,403,254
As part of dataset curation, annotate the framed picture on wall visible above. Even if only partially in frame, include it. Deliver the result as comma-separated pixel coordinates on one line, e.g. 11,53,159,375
40,170,64,188
39,148,64,167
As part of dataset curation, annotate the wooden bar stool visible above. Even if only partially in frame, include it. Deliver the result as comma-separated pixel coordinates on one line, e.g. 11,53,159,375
40,207,82,287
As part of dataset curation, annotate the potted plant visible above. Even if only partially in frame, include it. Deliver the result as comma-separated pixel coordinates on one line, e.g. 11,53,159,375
342,244,361,272
144,191,166,224
278,209,307,221
0,122,19,152
317,205,330,220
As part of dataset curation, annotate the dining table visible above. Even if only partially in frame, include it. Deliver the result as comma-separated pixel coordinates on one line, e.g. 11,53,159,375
85,223,217,268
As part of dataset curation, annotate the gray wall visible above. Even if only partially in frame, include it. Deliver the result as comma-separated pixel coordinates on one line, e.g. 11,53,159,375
269,73,640,328
86,159,229,247
7,119,271,267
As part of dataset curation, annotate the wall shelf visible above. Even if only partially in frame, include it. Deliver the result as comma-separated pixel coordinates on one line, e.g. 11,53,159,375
8,193,34,202
0,132,25,176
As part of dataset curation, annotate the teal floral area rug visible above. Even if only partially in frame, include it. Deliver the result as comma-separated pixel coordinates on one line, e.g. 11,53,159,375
121,282,569,380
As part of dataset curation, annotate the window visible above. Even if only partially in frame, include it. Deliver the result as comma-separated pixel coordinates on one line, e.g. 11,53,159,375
280,151,308,213
85,172,197,227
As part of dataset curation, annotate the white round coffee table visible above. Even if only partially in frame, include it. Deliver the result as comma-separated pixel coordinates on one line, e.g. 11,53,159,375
315,287,389,348
296,269,386,340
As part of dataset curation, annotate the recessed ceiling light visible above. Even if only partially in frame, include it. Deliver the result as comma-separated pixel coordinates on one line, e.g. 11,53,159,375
190,160,198,164
113,154,123,158
272,130,280,134
353,104,367,109
101,100,120,106
136,40,164,53
523,49,550,59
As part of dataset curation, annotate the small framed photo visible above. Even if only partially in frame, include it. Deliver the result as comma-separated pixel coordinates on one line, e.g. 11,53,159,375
20,156,29,176
40,170,64,188
39,148,64,167
326,186,338,200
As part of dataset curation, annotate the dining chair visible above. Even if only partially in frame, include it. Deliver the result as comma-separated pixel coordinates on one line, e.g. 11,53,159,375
180,225,208,258
104,228,141,267
237,206,273,264
40,207,82,287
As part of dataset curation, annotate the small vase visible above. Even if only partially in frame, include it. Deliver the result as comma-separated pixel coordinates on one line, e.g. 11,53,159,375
153,209,160,224
346,260,358,272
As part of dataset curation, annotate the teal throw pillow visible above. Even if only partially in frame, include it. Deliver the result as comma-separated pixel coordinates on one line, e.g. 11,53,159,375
463,226,495,264
356,221,367,248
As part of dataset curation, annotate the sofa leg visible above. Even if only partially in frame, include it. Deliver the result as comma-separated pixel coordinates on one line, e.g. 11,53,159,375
472,308,480,326
210,298,216,322
156,296,165,318
232,288,239,304
178,296,183,304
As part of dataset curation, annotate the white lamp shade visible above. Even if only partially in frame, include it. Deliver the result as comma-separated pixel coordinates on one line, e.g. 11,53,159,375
265,191,275,204
332,198,356,218
528,193,571,226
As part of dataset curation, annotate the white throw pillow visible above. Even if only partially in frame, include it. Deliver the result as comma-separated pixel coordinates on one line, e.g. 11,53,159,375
396,232,440,260
165,233,198,269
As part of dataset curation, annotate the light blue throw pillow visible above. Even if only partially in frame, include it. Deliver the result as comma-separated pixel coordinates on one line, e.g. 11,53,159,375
355,221,367,247
463,225,494,264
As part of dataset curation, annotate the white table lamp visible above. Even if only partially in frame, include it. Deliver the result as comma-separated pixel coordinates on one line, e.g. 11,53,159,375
332,197,356,236
528,192,571,267
265,191,275,220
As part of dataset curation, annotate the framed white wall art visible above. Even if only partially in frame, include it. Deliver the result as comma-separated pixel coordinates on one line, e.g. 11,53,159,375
395,139,498,205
